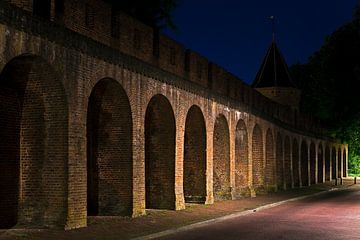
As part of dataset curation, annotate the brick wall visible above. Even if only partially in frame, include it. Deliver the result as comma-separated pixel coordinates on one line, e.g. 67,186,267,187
310,142,316,184
87,78,133,216
284,136,291,189
0,1,349,230
276,134,284,189
112,12,154,63
145,95,176,209
317,144,324,183
63,0,112,46
337,150,342,179
183,105,207,203
234,120,248,197
300,141,309,186
292,139,300,187
213,115,231,200
208,63,229,96
185,50,208,88
331,147,337,179
265,129,275,190
252,124,264,191
158,35,185,77
0,87,20,228
325,145,331,181
0,55,68,228
343,150,347,177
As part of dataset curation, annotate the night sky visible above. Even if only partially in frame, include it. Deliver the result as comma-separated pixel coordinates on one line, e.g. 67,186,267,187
164,0,360,85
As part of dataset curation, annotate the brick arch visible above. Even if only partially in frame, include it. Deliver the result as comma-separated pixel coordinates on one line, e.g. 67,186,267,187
276,133,284,190
145,94,176,209
301,140,309,186
284,136,291,189
87,78,133,216
331,147,337,179
183,105,206,203
317,143,324,183
252,124,264,192
234,119,248,197
310,142,316,184
265,128,276,190
337,147,342,179
325,145,331,181
343,149,347,177
213,114,231,200
0,54,68,228
292,138,300,187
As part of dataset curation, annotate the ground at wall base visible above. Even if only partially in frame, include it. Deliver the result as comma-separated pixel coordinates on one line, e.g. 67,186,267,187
0,179,356,240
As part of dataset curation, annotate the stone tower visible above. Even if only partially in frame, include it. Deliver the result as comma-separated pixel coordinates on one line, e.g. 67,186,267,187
252,41,301,110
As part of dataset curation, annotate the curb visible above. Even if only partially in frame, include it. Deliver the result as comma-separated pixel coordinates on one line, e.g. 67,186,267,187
131,187,345,240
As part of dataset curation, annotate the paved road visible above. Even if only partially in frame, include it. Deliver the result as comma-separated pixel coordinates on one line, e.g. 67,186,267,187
157,186,360,240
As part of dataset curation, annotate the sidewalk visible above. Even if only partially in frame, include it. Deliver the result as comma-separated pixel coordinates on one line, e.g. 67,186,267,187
0,180,356,240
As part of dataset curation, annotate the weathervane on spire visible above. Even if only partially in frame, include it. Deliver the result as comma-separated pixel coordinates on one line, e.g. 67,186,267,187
268,16,276,42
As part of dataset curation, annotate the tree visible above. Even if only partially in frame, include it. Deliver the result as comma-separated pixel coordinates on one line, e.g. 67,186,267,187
290,5,360,175
105,0,179,30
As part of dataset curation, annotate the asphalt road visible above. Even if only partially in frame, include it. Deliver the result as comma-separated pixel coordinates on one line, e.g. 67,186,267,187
157,186,360,240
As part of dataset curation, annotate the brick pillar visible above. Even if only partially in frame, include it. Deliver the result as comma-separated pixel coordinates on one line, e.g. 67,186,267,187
330,147,333,180
322,144,326,182
298,141,303,187
345,145,349,178
229,112,236,199
315,143,318,184
66,107,87,230
339,146,343,180
290,138,294,188
335,147,338,179
248,126,256,197
307,141,311,186
132,110,145,217
175,122,185,210
282,135,286,190
205,128,214,204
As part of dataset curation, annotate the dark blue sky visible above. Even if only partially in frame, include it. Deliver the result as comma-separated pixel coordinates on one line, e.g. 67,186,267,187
164,0,359,84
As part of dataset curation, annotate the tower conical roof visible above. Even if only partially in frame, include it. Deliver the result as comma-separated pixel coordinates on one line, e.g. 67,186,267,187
252,42,296,88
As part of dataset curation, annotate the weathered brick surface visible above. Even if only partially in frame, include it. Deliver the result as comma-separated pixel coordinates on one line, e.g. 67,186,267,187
145,95,176,209
317,143,324,183
337,149,342,179
265,129,276,191
213,115,231,200
185,50,208,88
310,142,316,184
0,87,20,228
325,145,331,181
331,147,337,179
301,141,309,186
87,78,133,216
252,124,264,192
184,105,207,203
276,134,284,189
234,119,249,197
292,139,300,187
0,0,348,230
343,150,347,177
284,136,291,189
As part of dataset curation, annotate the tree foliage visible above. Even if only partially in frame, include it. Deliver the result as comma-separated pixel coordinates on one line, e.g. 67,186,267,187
104,0,179,29
290,5,360,175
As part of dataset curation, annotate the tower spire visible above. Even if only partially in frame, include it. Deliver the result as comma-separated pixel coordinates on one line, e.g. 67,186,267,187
269,16,276,43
